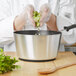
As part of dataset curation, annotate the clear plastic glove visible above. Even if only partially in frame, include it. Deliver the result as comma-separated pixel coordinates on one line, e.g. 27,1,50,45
25,5,35,26
14,5,35,31
40,4,51,26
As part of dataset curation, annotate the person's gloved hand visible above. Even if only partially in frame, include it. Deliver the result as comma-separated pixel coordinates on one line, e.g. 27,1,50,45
25,5,35,26
14,5,35,31
40,4,51,26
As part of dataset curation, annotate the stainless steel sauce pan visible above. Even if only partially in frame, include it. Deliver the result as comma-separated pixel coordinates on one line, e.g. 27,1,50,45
14,24,76,62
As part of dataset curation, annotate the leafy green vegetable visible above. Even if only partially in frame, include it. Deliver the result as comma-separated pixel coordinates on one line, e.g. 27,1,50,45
33,11,41,27
0,49,20,74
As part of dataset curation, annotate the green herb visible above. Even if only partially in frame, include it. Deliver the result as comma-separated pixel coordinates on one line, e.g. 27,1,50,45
0,49,20,74
33,11,41,27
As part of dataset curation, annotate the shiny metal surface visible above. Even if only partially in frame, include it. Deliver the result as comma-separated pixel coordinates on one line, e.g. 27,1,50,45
14,30,61,61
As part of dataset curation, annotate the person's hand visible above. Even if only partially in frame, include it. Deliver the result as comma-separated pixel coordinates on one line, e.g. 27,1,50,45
40,4,58,31
40,4,51,26
25,5,35,26
14,5,35,31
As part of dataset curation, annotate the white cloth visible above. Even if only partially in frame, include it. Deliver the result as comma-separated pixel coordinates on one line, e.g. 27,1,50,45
0,0,76,51
57,0,76,44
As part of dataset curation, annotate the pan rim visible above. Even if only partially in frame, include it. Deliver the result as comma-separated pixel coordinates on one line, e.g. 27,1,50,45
14,30,61,35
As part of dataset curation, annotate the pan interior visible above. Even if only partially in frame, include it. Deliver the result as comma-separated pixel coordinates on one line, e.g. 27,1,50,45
14,30,61,35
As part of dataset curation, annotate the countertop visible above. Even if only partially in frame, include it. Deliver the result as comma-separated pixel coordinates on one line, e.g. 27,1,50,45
0,52,76,76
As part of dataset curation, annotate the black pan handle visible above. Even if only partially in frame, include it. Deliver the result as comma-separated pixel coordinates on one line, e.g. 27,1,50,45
64,24,76,31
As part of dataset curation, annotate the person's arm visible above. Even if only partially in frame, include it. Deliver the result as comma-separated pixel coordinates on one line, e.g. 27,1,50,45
40,1,58,31
14,5,35,31
46,14,58,31
13,13,26,31
46,0,58,31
